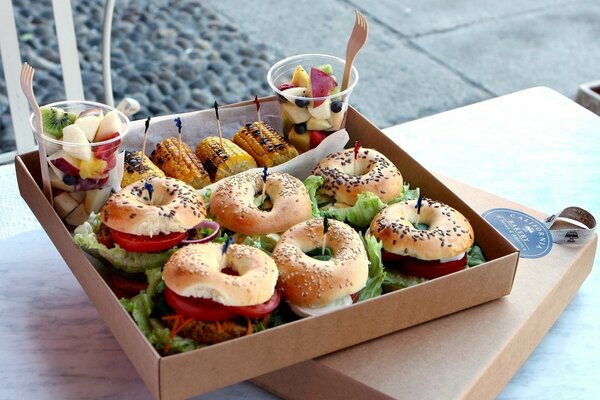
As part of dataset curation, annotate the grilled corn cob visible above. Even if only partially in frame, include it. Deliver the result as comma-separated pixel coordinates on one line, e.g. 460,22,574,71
195,137,257,182
150,137,211,189
233,122,298,167
121,150,166,187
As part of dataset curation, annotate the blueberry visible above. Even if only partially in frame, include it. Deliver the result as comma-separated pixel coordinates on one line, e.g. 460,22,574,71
63,174,77,186
295,122,307,134
294,99,309,108
331,100,343,113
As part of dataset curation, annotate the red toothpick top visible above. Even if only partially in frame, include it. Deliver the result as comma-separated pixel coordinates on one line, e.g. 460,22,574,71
354,140,361,160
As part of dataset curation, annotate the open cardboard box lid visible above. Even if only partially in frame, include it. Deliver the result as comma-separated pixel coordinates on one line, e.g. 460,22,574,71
16,104,519,400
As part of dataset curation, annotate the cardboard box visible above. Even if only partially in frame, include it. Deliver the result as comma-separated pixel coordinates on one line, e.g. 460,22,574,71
16,106,519,400
253,177,597,399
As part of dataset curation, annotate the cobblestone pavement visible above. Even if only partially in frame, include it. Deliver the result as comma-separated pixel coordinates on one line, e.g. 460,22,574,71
2,0,600,154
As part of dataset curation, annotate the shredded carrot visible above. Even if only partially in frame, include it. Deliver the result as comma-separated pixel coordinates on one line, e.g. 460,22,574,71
245,317,253,336
215,320,223,333
161,314,193,354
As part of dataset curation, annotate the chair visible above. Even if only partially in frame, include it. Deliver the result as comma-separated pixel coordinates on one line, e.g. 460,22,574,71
0,0,135,164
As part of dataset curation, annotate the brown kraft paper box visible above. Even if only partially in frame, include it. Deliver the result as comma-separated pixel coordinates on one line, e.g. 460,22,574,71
16,102,519,400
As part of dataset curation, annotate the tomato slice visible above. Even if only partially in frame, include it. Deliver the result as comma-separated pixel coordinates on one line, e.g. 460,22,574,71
230,290,281,318
164,287,281,321
382,250,467,279
110,229,187,252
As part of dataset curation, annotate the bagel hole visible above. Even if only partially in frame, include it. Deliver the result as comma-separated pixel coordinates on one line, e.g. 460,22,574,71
305,247,334,261
415,222,430,231
220,267,239,276
253,194,273,211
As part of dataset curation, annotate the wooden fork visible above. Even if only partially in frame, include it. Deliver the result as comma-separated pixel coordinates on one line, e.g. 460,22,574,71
20,62,53,205
341,10,368,91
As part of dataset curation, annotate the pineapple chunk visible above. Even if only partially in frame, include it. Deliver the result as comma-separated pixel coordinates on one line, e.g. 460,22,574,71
79,157,107,179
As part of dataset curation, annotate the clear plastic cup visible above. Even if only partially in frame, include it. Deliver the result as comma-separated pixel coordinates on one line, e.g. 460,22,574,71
267,54,358,152
29,100,130,225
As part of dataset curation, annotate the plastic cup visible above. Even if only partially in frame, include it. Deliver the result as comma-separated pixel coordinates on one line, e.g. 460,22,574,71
29,100,130,225
267,54,359,151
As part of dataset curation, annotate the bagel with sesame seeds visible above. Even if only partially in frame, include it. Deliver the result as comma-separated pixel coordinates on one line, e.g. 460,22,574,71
101,176,206,237
209,171,313,235
311,147,404,206
272,218,369,317
369,197,475,279
160,242,281,346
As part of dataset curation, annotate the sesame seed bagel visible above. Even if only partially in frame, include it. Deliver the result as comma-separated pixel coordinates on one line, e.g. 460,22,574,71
311,147,404,206
163,242,279,306
272,218,369,308
370,198,474,261
209,171,312,235
101,177,206,236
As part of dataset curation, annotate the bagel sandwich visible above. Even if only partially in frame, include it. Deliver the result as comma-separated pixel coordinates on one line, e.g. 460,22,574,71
122,242,281,353
369,198,483,284
73,176,206,296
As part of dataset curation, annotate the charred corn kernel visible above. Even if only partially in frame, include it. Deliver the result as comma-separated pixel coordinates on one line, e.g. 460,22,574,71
195,137,257,182
233,122,299,167
121,150,166,187
150,137,211,189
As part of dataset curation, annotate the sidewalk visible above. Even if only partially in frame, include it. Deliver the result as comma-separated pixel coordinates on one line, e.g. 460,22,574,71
209,0,600,128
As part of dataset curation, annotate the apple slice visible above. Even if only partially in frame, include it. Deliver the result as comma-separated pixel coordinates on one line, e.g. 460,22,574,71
49,169,75,192
329,102,348,130
281,87,308,103
53,192,79,218
84,186,112,213
62,124,92,161
308,98,331,120
48,150,81,176
75,115,103,142
65,204,89,226
310,67,337,107
306,118,332,131
94,110,123,142
281,102,311,124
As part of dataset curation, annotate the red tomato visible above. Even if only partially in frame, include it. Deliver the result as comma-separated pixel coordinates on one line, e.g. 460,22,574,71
229,290,281,318
108,273,148,297
382,250,467,279
164,287,281,321
165,287,237,321
110,229,186,252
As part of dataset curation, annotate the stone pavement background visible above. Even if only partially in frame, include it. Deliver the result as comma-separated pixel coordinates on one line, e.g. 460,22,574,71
2,0,600,155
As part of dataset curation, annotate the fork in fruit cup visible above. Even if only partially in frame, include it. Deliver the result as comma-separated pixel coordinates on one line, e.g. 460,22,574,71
20,62,53,205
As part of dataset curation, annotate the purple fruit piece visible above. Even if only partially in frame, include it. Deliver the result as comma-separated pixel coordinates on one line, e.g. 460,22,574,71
51,157,80,176
278,83,296,91
310,68,337,107
74,176,109,191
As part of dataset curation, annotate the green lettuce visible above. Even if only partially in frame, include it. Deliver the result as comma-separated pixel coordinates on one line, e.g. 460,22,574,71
73,213,176,274
120,268,198,354
239,233,280,254
358,233,386,301
382,270,428,292
322,191,387,228
387,184,421,204
303,175,325,217
467,244,486,267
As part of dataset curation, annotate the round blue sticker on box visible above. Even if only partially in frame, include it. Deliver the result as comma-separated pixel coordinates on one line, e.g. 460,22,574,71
482,208,552,258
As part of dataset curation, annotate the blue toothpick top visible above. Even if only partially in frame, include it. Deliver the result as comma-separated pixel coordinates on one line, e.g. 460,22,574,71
174,117,182,133
415,196,423,214
144,116,151,133
222,236,234,255
143,182,154,201
262,166,268,183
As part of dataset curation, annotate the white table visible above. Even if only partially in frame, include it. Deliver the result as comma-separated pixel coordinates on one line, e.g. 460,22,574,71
1,87,598,399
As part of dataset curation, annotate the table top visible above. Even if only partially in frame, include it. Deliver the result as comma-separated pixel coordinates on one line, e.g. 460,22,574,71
1,87,598,399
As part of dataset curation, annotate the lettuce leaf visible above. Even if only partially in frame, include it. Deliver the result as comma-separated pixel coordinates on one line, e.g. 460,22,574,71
303,175,325,218
73,213,176,274
382,270,428,292
467,244,486,267
387,184,421,204
358,233,386,301
239,233,280,254
322,191,386,228
120,268,198,354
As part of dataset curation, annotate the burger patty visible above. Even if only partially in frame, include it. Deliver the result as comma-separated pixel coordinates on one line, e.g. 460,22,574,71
162,315,270,345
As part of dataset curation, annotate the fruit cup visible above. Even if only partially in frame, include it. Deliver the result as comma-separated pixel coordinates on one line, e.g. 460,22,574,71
267,54,359,152
29,100,130,226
